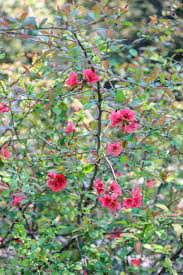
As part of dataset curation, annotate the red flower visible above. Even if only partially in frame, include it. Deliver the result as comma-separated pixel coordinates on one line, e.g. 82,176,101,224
48,171,67,192
119,108,135,121
127,121,139,133
146,180,154,188
15,238,21,245
123,198,135,209
66,72,78,88
0,102,9,113
110,108,138,134
123,187,142,209
98,194,112,208
108,198,121,212
110,111,123,127
107,142,122,157
83,69,99,85
0,148,10,160
132,187,142,207
116,171,121,177
109,181,121,198
13,196,24,206
65,121,76,134
121,122,138,134
131,259,141,266
94,178,105,195
108,228,123,239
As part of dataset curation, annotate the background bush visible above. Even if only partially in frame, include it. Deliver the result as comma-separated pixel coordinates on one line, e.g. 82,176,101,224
0,0,183,274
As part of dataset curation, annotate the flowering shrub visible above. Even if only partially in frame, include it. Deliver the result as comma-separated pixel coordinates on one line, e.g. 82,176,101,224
0,1,183,274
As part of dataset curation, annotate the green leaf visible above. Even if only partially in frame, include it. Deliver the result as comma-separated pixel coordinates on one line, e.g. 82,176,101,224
155,203,169,212
160,73,165,85
121,233,138,240
122,21,133,26
0,160,4,167
129,48,138,57
120,155,128,163
115,89,125,103
0,53,6,59
83,164,94,173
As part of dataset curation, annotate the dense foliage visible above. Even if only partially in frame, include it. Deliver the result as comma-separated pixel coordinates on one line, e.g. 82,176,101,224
0,1,183,274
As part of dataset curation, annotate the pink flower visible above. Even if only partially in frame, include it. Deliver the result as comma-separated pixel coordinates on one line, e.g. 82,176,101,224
123,198,135,209
127,121,139,133
119,108,135,121
108,228,123,239
110,111,123,127
131,259,141,266
1,148,10,160
132,186,141,198
121,122,138,134
83,69,99,85
108,198,121,212
73,106,80,112
13,196,24,206
146,180,154,188
132,187,142,208
48,171,67,192
0,237,2,245
94,178,105,195
109,181,121,198
178,198,183,210
107,142,122,157
65,121,76,134
135,135,138,140
0,102,9,113
98,194,112,208
121,123,128,133
66,72,78,88
116,171,121,177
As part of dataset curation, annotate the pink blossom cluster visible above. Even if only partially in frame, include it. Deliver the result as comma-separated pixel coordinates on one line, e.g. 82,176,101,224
95,179,122,212
66,69,99,88
123,187,142,209
0,148,10,161
0,102,9,113
108,228,123,239
110,108,138,134
131,259,141,266
65,121,76,134
48,171,67,192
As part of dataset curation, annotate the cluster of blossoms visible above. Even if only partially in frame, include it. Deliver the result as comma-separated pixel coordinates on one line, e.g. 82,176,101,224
66,69,99,88
108,228,123,240
131,259,141,266
0,102,9,113
47,171,67,192
0,148,10,161
110,108,138,134
65,121,76,134
95,179,122,212
123,187,142,209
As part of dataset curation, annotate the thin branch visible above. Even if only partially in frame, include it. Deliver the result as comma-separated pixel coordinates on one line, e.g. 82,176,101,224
103,152,117,181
